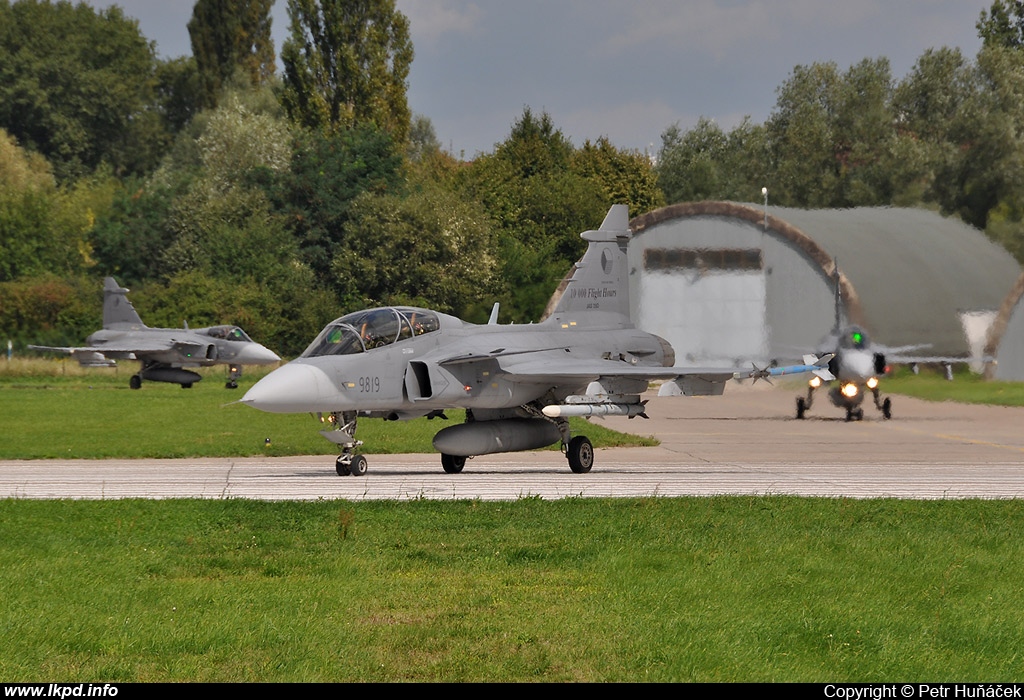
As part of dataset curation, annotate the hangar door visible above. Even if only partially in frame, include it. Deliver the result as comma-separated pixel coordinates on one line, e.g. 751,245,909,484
636,248,767,366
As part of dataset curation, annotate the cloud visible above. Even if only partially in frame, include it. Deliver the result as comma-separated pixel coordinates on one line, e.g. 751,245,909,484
559,98,683,153
398,0,483,46
598,0,883,60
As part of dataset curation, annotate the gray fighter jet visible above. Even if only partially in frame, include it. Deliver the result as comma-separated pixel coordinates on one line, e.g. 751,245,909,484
31,277,280,389
242,205,833,475
794,267,961,421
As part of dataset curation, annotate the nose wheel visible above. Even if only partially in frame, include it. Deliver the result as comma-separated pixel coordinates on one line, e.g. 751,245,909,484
326,411,368,476
336,453,367,476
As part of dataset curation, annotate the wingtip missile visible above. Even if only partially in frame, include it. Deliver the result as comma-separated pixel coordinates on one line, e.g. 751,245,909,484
750,354,835,382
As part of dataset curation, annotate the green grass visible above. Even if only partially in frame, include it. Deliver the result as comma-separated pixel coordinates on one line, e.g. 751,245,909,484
0,360,657,459
1,496,1022,681
884,366,1024,406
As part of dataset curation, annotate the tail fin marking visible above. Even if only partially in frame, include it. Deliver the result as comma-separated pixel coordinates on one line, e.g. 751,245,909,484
102,277,145,329
550,205,632,324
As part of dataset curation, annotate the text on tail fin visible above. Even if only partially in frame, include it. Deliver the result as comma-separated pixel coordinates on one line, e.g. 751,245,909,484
550,205,632,323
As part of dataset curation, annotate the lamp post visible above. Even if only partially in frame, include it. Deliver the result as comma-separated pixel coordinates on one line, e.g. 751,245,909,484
761,187,768,229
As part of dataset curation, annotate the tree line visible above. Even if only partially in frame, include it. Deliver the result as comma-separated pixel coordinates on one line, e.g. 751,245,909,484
1,0,1021,358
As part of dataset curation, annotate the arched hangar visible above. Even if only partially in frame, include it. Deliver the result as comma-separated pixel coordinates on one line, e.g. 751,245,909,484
581,202,1019,366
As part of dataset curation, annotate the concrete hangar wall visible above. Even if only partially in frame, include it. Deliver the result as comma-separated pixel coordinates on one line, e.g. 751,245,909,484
623,202,1020,367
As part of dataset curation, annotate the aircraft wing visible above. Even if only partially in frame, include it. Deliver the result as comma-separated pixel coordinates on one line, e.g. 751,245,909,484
883,352,972,365
28,345,124,366
31,341,175,356
29,339,208,364
491,354,834,396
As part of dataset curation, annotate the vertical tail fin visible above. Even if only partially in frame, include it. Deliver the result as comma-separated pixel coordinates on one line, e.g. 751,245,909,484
102,277,145,329
549,205,632,325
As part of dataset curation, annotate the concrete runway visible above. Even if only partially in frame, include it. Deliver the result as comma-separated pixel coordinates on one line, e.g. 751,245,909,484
2,384,1023,500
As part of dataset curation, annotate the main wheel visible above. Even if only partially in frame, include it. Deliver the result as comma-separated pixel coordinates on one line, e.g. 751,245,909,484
335,456,350,476
567,436,594,474
129,375,142,390
882,397,892,420
349,454,368,476
441,453,466,474
796,396,807,420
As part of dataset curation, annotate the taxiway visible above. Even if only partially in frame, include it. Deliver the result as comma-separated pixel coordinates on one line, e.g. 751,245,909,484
2,386,1022,500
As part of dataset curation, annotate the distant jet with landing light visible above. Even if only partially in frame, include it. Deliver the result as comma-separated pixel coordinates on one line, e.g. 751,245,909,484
30,277,280,389
241,205,833,476
794,267,962,421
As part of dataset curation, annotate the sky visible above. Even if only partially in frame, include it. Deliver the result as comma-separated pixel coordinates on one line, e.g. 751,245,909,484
86,1,990,159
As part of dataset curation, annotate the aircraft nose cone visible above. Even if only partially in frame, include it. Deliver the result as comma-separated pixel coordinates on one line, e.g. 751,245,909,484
843,351,875,381
235,343,281,365
241,363,330,413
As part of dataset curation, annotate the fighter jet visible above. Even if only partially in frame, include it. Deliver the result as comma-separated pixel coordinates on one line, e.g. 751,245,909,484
242,205,833,476
30,277,280,389
794,268,959,421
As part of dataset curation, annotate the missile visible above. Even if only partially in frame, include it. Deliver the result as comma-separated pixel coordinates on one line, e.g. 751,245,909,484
541,403,648,418
751,354,835,382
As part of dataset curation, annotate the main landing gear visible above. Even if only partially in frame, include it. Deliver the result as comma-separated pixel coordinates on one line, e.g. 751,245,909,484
441,453,466,474
796,382,893,421
565,435,594,474
550,410,593,473
324,408,597,476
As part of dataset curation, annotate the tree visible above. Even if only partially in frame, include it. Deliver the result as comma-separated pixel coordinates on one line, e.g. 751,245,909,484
154,57,205,135
261,124,403,287
656,117,770,204
978,0,1024,48
187,0,275,108
765,58,899,207
656,118,729,203
332,189,499,318
89,178,180,286
944,45,1024,230
0,0,167,181
573,137,664,215
455,109,607,322
281,0,413,142
766,62,843,206
407,113,441,162
892,48,975,205
0,128,97,282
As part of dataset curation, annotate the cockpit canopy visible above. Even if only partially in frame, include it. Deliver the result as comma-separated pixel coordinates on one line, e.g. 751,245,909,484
301,307,440,358
840,326,869,350
202,325,253,342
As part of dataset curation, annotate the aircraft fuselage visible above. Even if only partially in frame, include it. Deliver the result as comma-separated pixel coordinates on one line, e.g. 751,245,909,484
242,312,671,416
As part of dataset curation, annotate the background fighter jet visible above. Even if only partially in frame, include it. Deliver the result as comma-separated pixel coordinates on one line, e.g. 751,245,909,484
242,205,833,476
794,267,961,421
31,277,280,389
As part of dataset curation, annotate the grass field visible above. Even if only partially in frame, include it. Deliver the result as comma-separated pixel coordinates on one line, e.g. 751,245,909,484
1,496,1022,682
883,366,1024,406
3,360,1024,682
